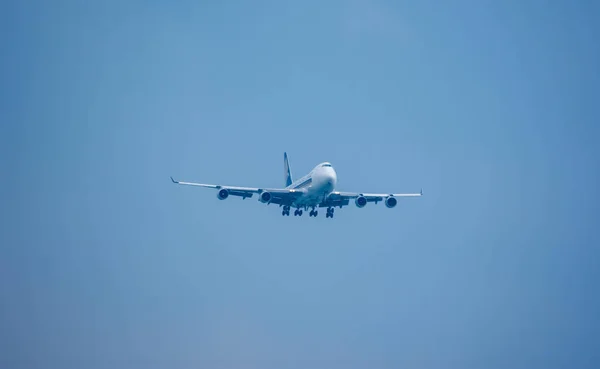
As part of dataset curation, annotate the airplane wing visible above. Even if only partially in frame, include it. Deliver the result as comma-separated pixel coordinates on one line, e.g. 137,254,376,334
335,190,423,200
170,177,304,205
320,189,422,208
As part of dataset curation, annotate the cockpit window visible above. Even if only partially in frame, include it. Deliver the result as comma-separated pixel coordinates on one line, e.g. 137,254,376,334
322,164,332,167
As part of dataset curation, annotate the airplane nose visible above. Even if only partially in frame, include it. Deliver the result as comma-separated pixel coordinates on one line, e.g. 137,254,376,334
327,170,337,187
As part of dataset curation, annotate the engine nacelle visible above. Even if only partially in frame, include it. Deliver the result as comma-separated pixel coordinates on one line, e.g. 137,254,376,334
355,196,367,208
385,196,397,208
259,191,272,203
217,189,229,200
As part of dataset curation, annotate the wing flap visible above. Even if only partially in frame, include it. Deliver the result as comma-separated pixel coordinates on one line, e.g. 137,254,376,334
318,197,350,208
228,190,254,198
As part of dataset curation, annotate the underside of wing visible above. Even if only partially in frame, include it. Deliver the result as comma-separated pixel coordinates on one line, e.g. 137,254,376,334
325,189,422,208
257,188,305,206
319,192,350,208
170,176,305,204
171,176,260,199
333,189,423,199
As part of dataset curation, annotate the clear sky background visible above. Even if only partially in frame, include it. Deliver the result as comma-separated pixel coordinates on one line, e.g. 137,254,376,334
1,1,599,368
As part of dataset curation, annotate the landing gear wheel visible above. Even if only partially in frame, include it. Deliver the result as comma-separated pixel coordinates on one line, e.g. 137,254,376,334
298,210,303,216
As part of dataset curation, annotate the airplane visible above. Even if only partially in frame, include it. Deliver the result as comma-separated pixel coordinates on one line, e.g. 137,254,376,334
170,152,422,218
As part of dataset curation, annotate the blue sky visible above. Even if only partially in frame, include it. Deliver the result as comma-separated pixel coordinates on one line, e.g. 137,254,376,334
1,1,599,368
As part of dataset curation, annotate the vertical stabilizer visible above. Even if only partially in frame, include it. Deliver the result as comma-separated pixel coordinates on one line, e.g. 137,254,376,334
284,152,293,187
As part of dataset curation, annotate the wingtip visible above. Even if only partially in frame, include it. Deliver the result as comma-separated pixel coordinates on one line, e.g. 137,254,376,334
170,176,177,183
420,188,423,195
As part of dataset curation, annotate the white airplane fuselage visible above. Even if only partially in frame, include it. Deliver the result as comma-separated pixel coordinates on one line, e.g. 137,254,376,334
285,162,337,207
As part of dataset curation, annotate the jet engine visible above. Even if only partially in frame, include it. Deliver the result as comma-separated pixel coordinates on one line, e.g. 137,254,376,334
259,191,272,203
355,196,367,208
385,196,397,208
217,189,229,200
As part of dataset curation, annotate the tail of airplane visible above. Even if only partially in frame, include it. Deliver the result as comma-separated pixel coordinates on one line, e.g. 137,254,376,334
284,152,293,187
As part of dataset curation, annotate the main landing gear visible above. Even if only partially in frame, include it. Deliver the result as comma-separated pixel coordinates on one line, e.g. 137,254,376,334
281,206,335,218
282,206,305,216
